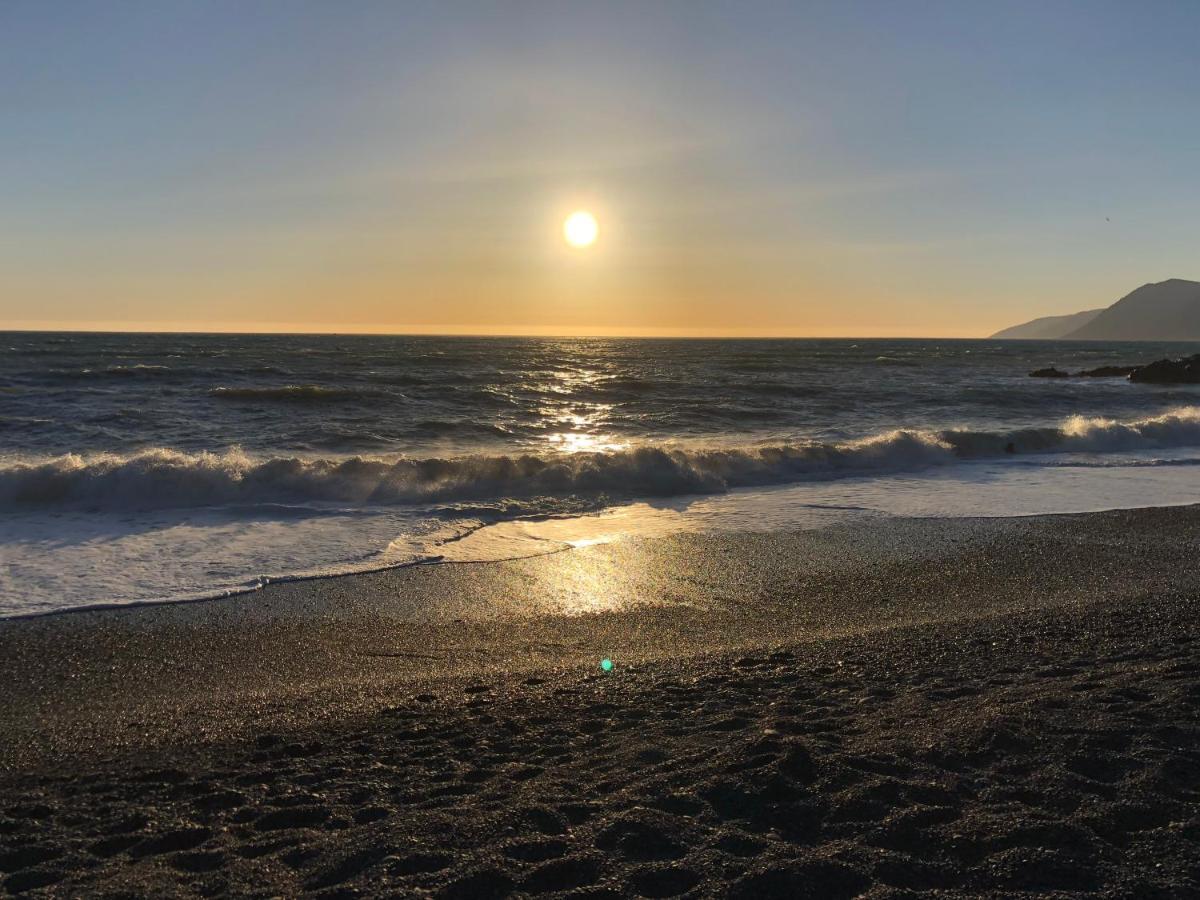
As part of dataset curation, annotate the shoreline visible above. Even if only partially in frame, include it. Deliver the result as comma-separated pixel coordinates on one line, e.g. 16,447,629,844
4,504,1200,764
11,475,1200,622
2,505,1199,895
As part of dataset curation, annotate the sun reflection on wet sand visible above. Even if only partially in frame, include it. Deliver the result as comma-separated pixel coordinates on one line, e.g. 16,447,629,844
506,540,656,616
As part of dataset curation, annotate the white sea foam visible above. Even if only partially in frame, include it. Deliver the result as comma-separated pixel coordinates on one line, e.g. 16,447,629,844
0,508,461,618
7,448,1200,618
5,407,1200,512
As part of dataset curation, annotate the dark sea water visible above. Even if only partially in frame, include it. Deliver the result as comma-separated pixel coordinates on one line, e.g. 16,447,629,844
4,332,1200,614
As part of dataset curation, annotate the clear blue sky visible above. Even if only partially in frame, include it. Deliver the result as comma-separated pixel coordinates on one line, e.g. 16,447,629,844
3,1,1199,335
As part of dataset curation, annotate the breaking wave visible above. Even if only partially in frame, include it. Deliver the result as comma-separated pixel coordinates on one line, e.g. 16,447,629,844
5,407,1200,511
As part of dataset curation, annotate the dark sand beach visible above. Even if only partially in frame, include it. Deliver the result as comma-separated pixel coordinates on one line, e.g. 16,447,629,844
9,3,1200,896
2,506,1200,897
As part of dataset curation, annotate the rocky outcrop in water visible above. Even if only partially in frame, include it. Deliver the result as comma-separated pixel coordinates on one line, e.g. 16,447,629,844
1077,365,1137,377
1127,354,1200,384
1028,354,1200,382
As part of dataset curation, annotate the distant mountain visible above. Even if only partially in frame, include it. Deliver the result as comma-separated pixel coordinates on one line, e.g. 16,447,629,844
991,279,1200,341
990,309,1103,339
1063,279,1200,340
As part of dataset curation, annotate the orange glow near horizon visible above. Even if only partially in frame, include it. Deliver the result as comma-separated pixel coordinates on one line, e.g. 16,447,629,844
0,320,1001,339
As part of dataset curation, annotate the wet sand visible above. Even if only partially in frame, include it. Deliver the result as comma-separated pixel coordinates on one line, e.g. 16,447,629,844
1,507,1199,896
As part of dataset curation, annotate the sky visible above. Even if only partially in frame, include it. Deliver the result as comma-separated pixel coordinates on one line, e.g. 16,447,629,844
3,1,1199,337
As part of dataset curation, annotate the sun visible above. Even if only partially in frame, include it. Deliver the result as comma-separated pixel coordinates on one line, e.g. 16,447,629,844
563,210,599,248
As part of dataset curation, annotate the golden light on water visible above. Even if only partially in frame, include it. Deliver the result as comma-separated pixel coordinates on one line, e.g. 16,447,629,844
563,210,599,248
535,366,627,453
546,431,627,453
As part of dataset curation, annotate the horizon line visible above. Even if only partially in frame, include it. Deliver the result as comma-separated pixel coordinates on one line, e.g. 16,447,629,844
1,323,999,340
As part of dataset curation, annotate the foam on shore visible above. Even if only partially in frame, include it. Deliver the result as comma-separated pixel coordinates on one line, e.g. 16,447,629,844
7,448,1200,617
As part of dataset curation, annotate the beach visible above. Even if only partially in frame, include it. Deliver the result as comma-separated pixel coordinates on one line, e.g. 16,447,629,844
3,506,1199,897
9,3,1200,895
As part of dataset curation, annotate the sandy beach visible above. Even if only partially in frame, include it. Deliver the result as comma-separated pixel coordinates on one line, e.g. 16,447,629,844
9,2,1200,895
1,506,1198,896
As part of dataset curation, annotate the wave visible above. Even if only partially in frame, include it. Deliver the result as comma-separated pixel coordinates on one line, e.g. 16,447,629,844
209,384,377,402
941,406,1200,456
5,407,1200,511
51,364,174,379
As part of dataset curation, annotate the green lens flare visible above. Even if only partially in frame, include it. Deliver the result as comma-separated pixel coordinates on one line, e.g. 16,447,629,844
600,658,614,672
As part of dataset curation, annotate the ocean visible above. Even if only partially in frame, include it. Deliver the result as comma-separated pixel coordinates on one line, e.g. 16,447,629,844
4,331,1200,616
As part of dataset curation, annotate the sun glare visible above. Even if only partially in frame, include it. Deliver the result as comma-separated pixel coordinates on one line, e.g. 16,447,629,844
563,210,599,248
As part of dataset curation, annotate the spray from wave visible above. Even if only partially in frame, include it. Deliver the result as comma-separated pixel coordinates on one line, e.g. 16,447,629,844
5,407,1200,511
